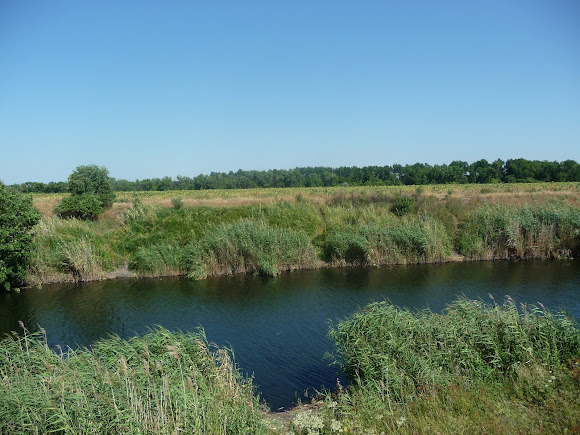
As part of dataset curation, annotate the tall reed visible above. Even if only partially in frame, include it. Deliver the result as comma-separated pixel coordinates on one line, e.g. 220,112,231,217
0,326,267,434
322,297,580,433
324,216,452,266
458,202,580,259
116,201,323,255
329,297,580,400
28,217,117,284
182,220,318,279
129,242,184,276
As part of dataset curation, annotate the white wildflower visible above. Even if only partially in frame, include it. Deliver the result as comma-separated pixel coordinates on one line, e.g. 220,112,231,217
330,419,343,432
396,416,407,427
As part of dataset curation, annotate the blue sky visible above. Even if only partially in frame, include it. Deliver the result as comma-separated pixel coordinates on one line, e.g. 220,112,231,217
1,0,579,184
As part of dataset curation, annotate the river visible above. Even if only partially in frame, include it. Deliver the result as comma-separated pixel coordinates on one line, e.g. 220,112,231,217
1,260,579,410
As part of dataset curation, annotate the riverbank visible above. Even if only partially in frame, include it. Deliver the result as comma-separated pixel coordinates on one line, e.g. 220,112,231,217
2,297,579,433
24,183,580,287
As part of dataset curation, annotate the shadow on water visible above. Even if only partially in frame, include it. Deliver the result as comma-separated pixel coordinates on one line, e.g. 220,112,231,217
1,260,579,410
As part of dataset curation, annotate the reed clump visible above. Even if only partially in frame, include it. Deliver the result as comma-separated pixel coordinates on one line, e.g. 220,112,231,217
129,242,184,276
324,216,452,266
0,326,267,434
28,217,119,284
458,202,580,259
115,201,323,255
182,220,318,279
321,297,580,434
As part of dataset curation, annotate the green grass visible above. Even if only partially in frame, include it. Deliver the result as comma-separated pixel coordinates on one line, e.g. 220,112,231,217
129,242,184,276
324,216,452,265
317,297,580,434
458,202,580,259
25,187,580,285
182,220,318,279
115,201,323,255
0,326,267,434
27,217,121,284
129,220,318,278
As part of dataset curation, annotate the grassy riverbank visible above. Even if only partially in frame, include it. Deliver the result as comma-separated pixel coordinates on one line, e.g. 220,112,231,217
2,297,579,433
315,297,580,434
25,183,580,286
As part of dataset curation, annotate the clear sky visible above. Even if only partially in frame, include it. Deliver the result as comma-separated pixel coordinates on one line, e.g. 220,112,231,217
1,0,579,184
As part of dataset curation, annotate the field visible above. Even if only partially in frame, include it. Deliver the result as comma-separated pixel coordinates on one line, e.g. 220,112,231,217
32,182,580,217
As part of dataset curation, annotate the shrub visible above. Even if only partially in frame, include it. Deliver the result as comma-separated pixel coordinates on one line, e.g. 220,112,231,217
55,165,115,220
0,184,41,290
391,195,415,216
171,197,183,209
67,165,116,208
54,193,103,220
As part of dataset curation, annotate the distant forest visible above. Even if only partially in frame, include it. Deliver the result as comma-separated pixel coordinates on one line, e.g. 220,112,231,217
12,158,580,193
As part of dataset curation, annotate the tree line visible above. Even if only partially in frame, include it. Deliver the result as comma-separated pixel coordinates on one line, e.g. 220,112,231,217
11,158,580,193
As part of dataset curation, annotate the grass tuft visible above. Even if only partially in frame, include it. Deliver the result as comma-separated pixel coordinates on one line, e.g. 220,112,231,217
458,202,580,259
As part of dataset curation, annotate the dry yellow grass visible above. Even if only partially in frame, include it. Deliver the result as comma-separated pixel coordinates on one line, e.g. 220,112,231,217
31,182,580,218
32,196,62,218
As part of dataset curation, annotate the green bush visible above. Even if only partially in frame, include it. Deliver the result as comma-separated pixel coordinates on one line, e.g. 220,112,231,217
54,193,103,220
67,164,116,208
55,165,115,220
391,195,415,216
0,184,40,290
171,197,183,209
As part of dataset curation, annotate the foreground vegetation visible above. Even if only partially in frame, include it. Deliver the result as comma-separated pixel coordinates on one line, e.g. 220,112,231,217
22,182,580,286
0,326,267,434
315,298,580,434
2,298,579,433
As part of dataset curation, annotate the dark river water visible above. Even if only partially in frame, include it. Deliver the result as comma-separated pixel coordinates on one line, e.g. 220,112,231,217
1,260,579,410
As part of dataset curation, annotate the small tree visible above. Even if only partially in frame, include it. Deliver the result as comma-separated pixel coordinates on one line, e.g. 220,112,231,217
55,165,116,220
0,183,41,290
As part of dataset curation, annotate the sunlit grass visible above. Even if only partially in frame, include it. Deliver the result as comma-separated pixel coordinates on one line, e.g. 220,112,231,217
319,297,580,434
0,326,268,434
